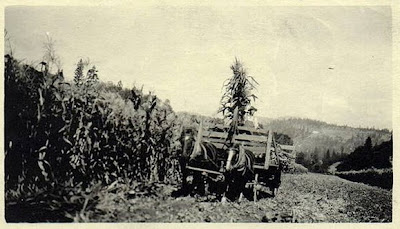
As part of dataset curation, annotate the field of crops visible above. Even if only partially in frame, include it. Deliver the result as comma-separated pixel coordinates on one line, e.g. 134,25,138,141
4,55,184,221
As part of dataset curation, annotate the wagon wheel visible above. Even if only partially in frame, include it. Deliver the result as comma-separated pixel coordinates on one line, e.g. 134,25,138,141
253,173,259,202
270,169,281,197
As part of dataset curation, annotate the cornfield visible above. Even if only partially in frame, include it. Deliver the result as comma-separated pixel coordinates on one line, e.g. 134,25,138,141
5,55,183,205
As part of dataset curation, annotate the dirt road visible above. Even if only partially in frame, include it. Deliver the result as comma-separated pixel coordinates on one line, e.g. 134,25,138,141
89,173,391,222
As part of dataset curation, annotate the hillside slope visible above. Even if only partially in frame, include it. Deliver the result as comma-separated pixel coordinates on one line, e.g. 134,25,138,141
261,117,391,156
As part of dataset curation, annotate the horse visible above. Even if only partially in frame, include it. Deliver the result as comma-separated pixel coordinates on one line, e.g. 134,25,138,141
223,143,256,201
178,127,222,196
177,127,256,202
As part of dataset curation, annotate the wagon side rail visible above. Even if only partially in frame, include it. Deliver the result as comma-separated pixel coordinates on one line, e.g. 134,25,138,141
183,124,295,176
201,127,287,168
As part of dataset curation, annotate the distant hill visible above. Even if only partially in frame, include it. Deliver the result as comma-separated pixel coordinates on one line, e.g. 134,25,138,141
260,117,391,157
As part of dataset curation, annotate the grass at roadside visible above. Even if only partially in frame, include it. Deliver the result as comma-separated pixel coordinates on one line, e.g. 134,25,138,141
335,168,392,190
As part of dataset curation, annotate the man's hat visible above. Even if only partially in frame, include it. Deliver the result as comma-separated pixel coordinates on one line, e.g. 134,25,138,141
248,106,257,112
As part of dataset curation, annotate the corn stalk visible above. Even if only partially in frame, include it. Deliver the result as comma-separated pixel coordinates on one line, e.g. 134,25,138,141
219,58,258,144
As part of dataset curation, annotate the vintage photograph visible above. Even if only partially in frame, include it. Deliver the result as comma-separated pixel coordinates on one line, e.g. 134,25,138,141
4,4,393,223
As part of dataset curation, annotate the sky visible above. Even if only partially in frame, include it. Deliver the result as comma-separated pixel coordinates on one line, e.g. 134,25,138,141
5,6,392,129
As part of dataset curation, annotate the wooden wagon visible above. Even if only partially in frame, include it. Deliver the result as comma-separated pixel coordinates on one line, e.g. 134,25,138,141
183,122,295,201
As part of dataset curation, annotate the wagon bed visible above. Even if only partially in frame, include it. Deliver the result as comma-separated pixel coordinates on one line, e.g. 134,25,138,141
202,125,294,167
185,122,295,200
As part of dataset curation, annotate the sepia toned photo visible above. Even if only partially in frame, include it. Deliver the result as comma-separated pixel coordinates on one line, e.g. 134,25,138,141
3,3,394,224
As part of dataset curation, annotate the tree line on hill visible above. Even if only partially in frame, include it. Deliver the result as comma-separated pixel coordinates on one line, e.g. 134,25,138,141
295,147,346,173
294,135,392,173
259,117,391,172
337,136,392,171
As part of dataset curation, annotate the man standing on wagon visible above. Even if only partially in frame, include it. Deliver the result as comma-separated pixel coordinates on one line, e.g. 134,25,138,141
246,106,260,129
